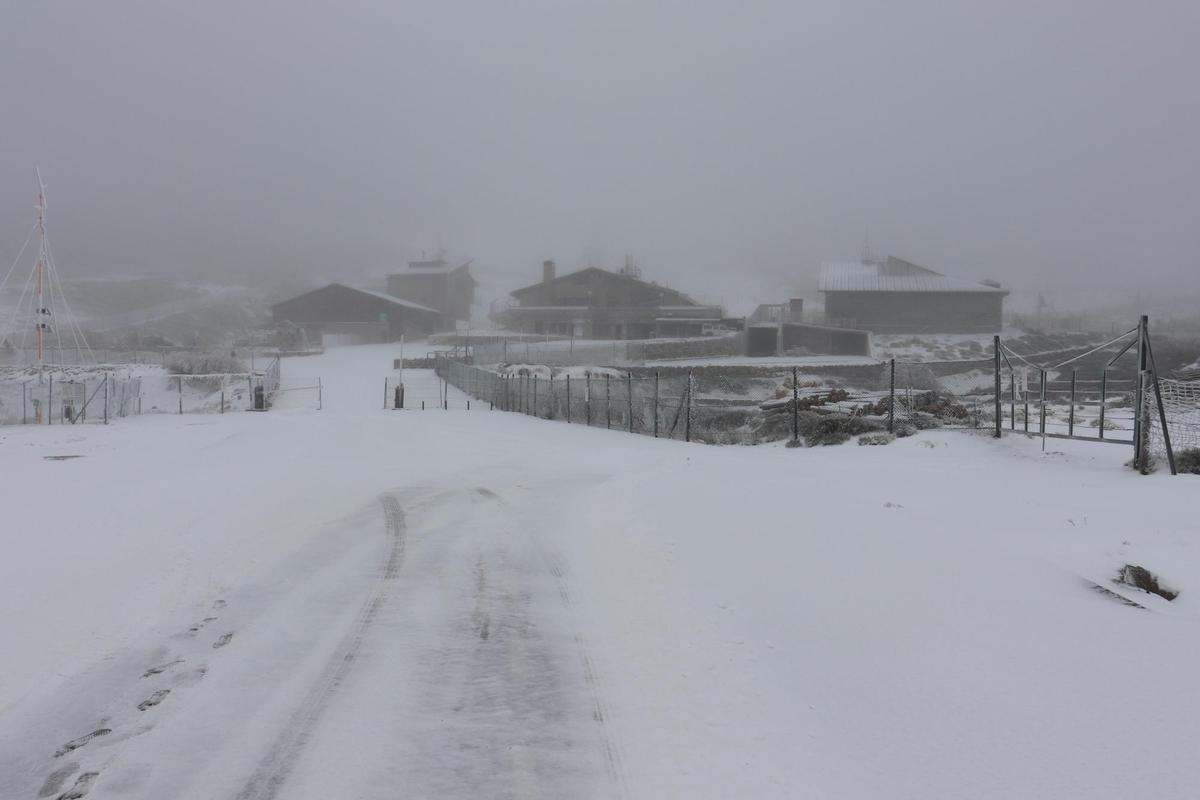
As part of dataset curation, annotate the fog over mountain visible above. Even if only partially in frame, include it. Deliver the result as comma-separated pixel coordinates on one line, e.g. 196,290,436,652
2,1,1198,311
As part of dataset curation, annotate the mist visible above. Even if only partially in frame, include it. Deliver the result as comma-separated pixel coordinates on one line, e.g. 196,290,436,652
2,0,1198,311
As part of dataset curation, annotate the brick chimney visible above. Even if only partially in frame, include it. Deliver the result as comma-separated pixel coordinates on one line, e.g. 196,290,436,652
542,260,556,304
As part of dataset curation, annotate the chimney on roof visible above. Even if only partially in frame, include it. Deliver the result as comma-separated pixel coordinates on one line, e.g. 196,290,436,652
542,260,556,304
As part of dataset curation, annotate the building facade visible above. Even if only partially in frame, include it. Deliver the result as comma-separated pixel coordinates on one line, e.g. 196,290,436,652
495,261,723,340
386,258,476,323
271,283,444,346
819,256,1007,334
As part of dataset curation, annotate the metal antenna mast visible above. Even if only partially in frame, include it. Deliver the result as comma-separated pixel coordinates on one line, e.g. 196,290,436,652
34,169,51,370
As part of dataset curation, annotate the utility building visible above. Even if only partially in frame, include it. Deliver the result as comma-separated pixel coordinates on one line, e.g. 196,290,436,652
386,257,477,323
271,283,444,346
495,260,723,339
818,256,1007,334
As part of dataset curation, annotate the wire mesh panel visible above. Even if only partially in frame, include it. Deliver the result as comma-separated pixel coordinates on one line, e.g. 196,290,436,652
1149,379,1200,470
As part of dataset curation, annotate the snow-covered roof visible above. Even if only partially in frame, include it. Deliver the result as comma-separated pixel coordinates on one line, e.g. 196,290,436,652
818,257,1007,294
347,286,441,313
391,259,474,277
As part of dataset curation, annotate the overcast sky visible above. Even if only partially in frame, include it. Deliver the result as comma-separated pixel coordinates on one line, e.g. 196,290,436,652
2,1,1197,309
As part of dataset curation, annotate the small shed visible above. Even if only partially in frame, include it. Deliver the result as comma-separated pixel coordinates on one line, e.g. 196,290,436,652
271,283,444,346
819,257,1007,334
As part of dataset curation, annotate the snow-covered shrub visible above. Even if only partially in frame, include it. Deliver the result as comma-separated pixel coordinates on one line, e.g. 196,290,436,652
803,413,883,447
167,352,246,375
1174,448,1200,475
858,432,895,446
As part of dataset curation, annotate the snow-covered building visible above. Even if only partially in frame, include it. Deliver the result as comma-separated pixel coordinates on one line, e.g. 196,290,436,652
271,283,445,346
495,260,723,339
819,256,1007,334
386,257,477,323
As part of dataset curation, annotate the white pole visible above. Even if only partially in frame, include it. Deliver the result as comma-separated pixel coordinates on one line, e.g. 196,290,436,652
399,334,405,389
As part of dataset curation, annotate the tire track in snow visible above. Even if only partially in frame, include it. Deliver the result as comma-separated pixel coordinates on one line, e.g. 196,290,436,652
234,493,406,800
541,547,633,800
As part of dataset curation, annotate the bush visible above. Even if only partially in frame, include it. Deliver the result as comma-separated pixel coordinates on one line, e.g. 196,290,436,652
803,413,883,447
166,352,247,375
858,432,895,446
1175,448,1200,475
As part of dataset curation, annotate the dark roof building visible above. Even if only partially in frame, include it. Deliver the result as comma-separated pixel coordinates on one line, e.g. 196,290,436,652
818,256,1007,334
495,260,723,340
386,257,477,323
272,283,445,346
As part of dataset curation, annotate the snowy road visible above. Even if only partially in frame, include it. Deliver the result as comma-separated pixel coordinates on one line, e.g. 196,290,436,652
3,343,1200,799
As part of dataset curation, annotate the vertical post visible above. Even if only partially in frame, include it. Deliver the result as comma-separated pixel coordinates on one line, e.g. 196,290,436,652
23,383,27,424
104,374,109,425
1023,369,1030,433
384,378,388,410
685,370,694,442
653,372,660,438
627,374,634,433
993,335,1002,438
1068,369,1077,436
1133,315,1148,469
586,373,592,425
1099,370,1107,439
318,377,323,411
566,375,571,423
221,388,225,413
533,375,538,418
1009,369,1016,430
178,376,183,414
1138,370,1153,474
887,359,895,433
605,375,611,429
48,374,53,425
1038,369,1046,437
792,366,800,443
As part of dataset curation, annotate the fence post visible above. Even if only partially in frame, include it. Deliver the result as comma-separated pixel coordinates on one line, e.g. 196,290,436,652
318,377,323,411
605,375,611,429
685,370,694,442
887,359,895,433
1038,369,1046,438
221,388,225,414
1023,370,1030,433
653,372,660,438
23,383,27,424
1009,368,1016,430
566,375,571,423
1133,315,1148,469
104,374,109,425
533,375,539,418
178,376,183,414
792,366,800,443
1099,370,1107,439
48,374,53,425
627,374,633,433
1138,370,1153,474
384,378,388,410
1068,369,1077,436
993,335,1002,438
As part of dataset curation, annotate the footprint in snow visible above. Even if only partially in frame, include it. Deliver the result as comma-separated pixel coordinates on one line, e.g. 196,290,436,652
37,762,80,797
54,729,111,759
137,689,170,711
55,770,99,799
212,632,234,649
141,659,183,678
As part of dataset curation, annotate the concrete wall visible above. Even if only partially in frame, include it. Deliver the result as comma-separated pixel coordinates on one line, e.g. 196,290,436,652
823,291,1004,333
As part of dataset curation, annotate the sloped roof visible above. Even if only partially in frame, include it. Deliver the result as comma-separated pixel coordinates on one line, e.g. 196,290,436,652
273,283,440,314
511,266,701,305
818,257,1007,294
391,259,475,278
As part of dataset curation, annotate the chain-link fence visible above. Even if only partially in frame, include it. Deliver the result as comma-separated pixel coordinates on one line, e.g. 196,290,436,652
434,354,1005,445
471,334,744,368
1,361,282,424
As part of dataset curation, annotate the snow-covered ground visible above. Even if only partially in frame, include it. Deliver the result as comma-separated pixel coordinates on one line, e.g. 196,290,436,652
0,343,1197,798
